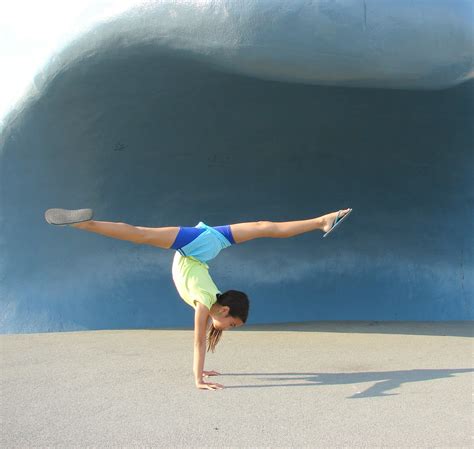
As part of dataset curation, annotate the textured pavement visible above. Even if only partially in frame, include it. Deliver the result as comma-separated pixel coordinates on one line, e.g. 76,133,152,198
1,322,472,448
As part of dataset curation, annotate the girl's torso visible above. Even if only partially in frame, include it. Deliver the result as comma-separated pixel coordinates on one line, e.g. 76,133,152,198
170,222,235,310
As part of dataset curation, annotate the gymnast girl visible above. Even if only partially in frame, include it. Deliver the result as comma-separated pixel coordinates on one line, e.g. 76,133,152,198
45,207,352,390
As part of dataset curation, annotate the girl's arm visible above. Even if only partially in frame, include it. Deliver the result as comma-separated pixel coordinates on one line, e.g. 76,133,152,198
193,302,224,390
193,302,208,382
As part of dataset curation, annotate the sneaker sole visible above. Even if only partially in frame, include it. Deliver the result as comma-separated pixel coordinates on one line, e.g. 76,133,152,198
45,208,94,226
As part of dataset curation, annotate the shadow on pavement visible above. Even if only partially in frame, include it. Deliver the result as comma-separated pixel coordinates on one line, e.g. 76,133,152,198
220,368,473,398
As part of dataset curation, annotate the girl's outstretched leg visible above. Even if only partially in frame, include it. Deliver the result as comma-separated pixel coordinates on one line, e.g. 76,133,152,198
72,220,179,249
230,209,351,244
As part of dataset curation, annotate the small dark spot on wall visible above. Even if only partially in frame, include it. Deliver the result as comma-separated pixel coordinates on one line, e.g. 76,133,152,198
113,142,127,151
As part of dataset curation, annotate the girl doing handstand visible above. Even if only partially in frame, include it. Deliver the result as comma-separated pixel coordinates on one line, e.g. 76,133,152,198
45,207,352,390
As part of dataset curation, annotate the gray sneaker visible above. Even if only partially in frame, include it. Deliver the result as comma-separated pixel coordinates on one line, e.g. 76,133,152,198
45,208,94,226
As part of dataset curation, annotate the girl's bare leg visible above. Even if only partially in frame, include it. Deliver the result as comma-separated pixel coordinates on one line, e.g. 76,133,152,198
72,220,179,249
230,209,351,244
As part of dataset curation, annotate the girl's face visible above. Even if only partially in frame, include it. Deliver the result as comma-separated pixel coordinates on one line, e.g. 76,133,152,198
212,306,244,331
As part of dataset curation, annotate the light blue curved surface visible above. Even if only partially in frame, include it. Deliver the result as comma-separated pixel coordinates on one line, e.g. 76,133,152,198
0,0,473,332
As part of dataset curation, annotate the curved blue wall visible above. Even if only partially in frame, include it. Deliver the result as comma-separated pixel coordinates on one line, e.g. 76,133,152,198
1,0,473,332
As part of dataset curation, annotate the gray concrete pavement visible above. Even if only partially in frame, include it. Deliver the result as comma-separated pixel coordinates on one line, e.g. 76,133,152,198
1,322,472,448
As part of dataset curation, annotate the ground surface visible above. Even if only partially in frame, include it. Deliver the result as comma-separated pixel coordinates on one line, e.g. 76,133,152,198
1,322,472,448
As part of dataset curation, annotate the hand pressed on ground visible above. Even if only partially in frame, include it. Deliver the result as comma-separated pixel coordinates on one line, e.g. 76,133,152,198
196,380,224,390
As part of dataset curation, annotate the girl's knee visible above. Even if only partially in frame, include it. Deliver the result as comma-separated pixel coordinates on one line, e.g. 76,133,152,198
256,221,276,237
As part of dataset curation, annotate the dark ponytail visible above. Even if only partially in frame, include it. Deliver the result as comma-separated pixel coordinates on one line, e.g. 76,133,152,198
206,290,250,353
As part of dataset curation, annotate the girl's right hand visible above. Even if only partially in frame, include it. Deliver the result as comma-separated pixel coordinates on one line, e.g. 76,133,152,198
195,380,224,390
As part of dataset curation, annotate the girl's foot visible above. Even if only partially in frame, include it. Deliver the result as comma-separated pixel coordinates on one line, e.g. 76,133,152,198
321,208,352,234
45,208,94,226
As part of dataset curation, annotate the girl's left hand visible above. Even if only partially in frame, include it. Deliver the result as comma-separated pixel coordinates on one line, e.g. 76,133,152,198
203,370,220,377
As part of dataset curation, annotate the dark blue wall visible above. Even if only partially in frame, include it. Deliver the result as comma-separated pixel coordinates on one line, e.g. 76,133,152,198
1,0,473,332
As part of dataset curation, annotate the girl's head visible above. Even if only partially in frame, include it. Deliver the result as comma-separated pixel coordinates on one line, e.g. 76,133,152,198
207,290,249,353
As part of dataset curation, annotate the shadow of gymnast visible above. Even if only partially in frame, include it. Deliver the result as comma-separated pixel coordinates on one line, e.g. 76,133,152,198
220,368,473,398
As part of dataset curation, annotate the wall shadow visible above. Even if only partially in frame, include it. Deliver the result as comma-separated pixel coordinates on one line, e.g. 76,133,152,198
157,321,474,337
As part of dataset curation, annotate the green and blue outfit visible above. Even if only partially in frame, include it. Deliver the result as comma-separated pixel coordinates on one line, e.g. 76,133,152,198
171,222,235,311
